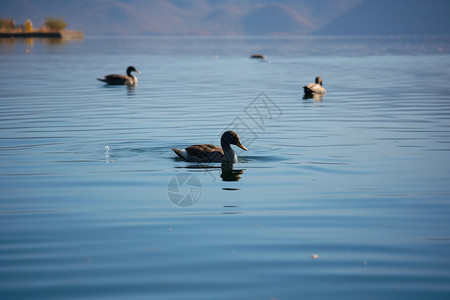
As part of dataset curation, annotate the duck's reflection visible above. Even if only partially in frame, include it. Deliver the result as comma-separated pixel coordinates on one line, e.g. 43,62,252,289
176,163,245,182
303,93,323,102
101,84,136,96
127,85,136,95
220,163,244,182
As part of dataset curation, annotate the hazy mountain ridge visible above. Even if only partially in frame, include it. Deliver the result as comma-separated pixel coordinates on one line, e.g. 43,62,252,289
315,0,450,35
1,0,448,36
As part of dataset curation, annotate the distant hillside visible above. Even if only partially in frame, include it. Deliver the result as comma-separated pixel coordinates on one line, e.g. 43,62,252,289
0,0,361,36
315,0,450,35
3,0,447,36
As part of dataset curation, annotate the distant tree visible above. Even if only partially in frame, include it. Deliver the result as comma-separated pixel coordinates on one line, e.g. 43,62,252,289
0,18,15,30
45,17,68,31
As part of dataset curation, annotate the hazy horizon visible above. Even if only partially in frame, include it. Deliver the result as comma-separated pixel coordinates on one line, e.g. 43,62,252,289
1,0,449,36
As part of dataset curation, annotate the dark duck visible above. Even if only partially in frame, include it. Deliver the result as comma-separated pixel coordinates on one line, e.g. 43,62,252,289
97,66,141,86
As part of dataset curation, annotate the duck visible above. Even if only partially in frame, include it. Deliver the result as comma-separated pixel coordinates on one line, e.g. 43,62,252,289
171,131,247,163
250,54,267,60
303,76,326,96
97,66,140,86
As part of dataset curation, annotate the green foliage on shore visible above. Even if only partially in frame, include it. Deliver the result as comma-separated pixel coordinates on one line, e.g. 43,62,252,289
0,18,15,30
45,17,67,31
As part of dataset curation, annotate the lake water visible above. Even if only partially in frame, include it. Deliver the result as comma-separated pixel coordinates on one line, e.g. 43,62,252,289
1,36,450,299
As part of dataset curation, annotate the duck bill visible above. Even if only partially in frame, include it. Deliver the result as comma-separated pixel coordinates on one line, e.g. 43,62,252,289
136,70,141,74
236,140,248,151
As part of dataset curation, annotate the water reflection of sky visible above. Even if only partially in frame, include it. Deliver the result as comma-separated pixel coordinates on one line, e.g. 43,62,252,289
1,35,449,56
1,36,450,300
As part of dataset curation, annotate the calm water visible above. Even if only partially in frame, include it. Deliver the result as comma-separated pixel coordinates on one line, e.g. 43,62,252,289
1,36,450,299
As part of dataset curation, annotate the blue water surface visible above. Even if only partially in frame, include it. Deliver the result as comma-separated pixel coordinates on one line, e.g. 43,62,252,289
1,36,450,299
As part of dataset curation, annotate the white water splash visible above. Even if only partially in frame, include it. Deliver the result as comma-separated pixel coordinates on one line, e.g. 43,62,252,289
105,146,110,164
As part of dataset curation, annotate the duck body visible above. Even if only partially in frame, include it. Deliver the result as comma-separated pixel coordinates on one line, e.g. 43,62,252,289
97,66,140,86
172,131,247,163
303,76,326,96
250,54,267,60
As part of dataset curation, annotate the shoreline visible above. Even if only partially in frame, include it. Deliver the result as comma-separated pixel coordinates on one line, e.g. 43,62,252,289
0,30,84,39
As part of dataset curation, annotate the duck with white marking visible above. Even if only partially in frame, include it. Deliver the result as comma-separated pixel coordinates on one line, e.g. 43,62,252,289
171,131,247,163
97,66,141,86
303,76,326,97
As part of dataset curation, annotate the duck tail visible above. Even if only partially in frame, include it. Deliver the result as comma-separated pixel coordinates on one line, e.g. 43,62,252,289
97,78,106,82
303,86,313,94
171,148,185,160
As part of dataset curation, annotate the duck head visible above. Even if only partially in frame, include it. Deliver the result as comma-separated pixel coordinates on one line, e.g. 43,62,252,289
126,66,141,76
315,76,323,86
221,130,247,151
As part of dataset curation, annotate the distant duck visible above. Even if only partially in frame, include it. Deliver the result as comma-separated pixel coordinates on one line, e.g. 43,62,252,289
250,54,267,60
171,131,247,163
97,66,141,86
303,76,326,96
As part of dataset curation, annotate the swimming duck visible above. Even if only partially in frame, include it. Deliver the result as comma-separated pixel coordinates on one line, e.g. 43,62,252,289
97,66,140,86
171,131,247,163
303,76,326,96
250,54,267,60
